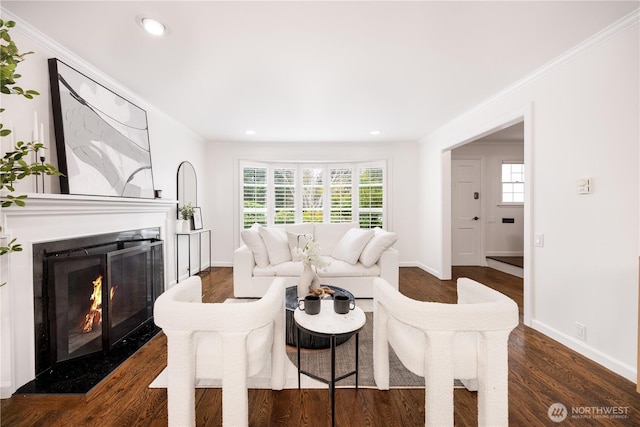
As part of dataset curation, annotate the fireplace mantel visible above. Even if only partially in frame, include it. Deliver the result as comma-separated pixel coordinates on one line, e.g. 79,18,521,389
0,193,176,397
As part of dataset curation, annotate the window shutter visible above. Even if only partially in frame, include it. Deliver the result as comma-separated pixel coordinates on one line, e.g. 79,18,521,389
302,167,324,223
273,167,296,224
330,167,353,222
358,166,383,228
242,166,267,228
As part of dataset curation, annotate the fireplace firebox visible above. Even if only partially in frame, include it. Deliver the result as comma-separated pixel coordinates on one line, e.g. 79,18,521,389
25,228,164,393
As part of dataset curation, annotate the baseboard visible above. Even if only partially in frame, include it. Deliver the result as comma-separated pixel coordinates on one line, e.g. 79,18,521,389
531,319,637,383
210,261,233,267
410,262,442,279
1,381,15,399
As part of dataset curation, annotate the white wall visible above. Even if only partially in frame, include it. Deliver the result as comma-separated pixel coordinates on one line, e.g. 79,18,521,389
452,142,525,258
0,19,209,285
419,16,639,381
203,141,420,266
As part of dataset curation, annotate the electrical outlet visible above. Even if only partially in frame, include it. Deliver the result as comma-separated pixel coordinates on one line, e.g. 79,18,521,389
575,322,586,340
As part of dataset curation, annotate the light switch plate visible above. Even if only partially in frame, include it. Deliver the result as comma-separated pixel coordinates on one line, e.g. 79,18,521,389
577,178,591,194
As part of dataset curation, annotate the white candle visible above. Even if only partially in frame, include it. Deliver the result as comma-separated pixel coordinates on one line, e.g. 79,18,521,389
33,111,39,142
40,122,45,151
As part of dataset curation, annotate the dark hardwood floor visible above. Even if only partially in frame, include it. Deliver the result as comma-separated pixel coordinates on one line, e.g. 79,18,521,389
2,267,638,426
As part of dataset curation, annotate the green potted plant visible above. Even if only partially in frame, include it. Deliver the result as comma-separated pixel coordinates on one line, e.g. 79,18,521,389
1,19,61,256
178,202,194,232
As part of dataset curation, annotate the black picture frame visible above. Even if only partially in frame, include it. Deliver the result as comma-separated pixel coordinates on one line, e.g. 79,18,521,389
48,58,155,198
192,207,203,230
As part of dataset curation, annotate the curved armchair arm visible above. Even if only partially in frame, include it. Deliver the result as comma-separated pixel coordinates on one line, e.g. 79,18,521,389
373,277,518,331
155,277,285,332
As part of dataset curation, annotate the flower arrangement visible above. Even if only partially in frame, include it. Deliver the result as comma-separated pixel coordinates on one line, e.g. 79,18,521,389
179,202,194,220
293,235,330,270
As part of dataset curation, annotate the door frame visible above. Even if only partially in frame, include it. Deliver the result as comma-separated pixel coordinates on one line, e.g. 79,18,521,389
441,106,533,327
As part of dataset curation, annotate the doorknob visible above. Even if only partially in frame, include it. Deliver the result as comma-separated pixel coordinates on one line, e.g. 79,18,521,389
472,216,480,221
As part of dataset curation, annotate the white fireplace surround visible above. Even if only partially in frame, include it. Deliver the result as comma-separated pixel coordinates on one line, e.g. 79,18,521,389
0,193,175,397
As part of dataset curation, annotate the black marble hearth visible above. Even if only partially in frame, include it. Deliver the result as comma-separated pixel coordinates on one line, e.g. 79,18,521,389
15,322,160,395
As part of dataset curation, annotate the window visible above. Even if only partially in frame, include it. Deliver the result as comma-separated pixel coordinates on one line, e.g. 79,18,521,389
330,167,353,223
302,167,324,222
240,161,386,228
273,167,296,224
242,165,267,227
501,162,524,204
358,166,384,228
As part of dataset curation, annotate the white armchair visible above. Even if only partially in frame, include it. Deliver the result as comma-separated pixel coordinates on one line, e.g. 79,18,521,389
373,277,518,426
154,276,286,427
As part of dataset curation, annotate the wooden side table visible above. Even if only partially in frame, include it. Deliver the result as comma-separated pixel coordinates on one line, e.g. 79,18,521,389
294,300,366,427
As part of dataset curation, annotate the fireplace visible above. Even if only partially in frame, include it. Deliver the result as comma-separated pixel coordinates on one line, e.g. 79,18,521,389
23,228,164,393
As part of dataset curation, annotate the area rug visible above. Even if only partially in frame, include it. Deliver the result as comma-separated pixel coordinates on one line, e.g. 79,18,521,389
150,299,459,390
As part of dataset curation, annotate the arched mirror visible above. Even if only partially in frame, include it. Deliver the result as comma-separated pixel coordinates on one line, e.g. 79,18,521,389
176,161,197,218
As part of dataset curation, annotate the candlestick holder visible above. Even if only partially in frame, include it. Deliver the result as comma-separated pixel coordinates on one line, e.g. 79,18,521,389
34,147,40,193
40,156,46,193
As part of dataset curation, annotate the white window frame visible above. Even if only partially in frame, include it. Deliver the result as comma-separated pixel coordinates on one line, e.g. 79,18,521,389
499,160,525,206
239,160,387,228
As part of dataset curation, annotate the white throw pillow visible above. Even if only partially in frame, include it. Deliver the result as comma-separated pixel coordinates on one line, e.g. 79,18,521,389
359,227,398,267
258,226,292,265
331,228,375,265
240,224,270,268
314,222,358,255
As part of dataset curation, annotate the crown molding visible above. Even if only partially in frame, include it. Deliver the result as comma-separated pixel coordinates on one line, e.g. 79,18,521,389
0,7,205,142
1,7,144,109
429,7,640,140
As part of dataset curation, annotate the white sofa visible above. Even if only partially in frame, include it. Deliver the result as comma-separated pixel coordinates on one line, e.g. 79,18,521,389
234,222,399,298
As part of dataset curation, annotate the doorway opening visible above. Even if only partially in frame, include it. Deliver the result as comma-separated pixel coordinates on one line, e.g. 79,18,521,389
451,122,524,274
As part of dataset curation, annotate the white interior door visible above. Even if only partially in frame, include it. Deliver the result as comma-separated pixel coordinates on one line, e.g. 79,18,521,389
452,159,482,265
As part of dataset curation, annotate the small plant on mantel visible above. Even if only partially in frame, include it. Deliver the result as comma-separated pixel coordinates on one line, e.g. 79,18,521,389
0,19,61,256
179,202,194,220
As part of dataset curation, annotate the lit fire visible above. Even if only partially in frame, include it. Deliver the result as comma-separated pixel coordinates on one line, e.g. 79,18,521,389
81,275,116,333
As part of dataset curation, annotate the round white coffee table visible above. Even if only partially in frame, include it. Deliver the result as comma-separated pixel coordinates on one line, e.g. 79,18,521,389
294,299,366,427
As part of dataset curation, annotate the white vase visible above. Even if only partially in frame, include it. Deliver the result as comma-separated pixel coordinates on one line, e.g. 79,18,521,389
298,264,320,299
182,220,192,233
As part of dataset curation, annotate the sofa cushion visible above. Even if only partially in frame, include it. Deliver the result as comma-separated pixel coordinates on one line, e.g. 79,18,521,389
240,224,270,268
318,258,380,277
331,228,375,264
359,227,398,267
258,226,292,265
313,222,358,255
253,257,380,278
253,261,304,277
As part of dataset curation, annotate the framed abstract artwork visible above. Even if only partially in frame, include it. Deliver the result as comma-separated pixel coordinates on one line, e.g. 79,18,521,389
48,58,155,198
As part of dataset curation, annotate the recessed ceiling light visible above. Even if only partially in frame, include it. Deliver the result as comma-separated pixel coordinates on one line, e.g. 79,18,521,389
245,130,256,135
140,17,166,36
369,130,382,135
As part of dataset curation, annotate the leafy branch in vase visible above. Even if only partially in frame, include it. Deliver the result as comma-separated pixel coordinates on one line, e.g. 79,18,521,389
1,19,61,257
